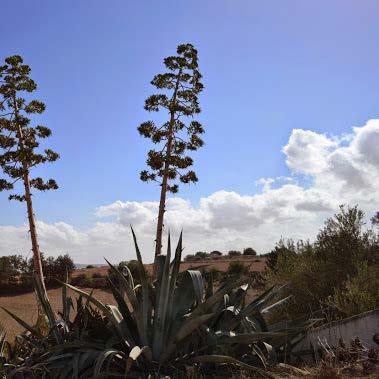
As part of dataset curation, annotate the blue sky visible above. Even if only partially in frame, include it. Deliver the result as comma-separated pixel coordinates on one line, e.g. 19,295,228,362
1,1,379,262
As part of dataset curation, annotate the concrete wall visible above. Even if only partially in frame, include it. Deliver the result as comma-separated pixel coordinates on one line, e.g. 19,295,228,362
293,309,379,360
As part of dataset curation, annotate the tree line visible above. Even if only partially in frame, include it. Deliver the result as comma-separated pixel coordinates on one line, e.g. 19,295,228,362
0,253,74,293
184,247,258,261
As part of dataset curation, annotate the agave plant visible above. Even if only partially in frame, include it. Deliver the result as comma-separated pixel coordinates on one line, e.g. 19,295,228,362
0,230,318,378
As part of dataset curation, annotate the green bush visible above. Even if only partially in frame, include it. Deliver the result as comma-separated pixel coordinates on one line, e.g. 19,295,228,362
228,261,248,276
201,267,222,282
228,250,242,257
243,247,257,256
326,261,379,317
265,206,379,320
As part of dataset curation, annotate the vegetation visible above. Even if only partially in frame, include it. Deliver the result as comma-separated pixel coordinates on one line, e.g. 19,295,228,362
0,253,74,293
0,55,59,288
138,44,204,258
265,205,379,320
228,250,242,257
243,247,257,256
228,261,248,276
0,45,378,378
0,232,316,378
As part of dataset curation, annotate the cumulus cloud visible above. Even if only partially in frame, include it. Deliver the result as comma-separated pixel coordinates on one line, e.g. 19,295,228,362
1,119,378,263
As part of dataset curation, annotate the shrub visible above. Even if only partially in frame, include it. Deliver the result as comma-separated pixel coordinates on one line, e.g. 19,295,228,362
265,206,379,320
228,261,248,276
184,254,195,262
326,261,379,317
228,250,241,257
194,251,208,259
91,272,103,279
243,247,257,256
86,264,95,269
201,267,222,282
71,273,86,286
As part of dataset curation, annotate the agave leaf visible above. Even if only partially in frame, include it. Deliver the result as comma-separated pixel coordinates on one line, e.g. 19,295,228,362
228,285,286,331
107,278,138,344
229,283,249,309
1,306,43,338
93,349,125,379
152,234,172,359
186,270,204,304
217,332,285,345
130,226,150,346
205,269,214,299
174,313,214,342
63,283,131,346
190,355,275,378
261,296,292,315
260,341,277,364
164,232,183,347
124,345,148,375
118,263,135,291
190,276,252,320
172,270,199,321
64,283,109,315
72,352,79,379
104,258,139,311
161,313,214,363
33,275,61,343
62,269,73,324
242,285,287,317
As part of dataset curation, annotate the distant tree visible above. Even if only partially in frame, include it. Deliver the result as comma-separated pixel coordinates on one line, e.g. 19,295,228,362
138,44,204,259
54,254,75,280
210,250,222,256
195,251,208,259
228,250,241,258
0,254,28,283
0,56,59,288
29,253,75,283
243,247,257,256
372,211,379,227
184,254,195,262
86,265,95,269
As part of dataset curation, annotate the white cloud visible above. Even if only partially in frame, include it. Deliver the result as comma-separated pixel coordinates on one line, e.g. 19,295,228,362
283,129,336,174
1,119,378,263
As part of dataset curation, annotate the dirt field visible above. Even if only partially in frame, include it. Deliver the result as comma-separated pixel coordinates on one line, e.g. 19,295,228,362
0,287,116,342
